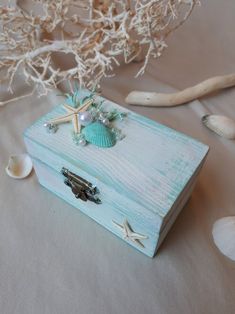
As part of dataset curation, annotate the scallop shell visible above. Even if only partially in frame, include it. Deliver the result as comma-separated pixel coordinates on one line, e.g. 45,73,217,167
82,121,116,148
212,216,235,261
5,154,33,179
202,114,235,139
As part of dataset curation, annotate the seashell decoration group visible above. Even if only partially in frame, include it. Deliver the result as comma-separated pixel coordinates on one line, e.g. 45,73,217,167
44,88,127,148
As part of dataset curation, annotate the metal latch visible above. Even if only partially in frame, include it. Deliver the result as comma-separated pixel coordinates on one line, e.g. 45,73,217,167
61,167,101,204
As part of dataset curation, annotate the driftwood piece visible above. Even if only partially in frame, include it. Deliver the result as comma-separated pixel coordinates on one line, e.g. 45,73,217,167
125,74,235,107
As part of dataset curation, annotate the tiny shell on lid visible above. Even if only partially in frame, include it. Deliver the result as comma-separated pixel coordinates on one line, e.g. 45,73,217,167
202,114,235,139
82,121,116,148
5,154,33,179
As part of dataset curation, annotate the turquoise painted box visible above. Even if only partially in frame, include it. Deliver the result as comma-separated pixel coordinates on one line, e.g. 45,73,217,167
24,91,209,257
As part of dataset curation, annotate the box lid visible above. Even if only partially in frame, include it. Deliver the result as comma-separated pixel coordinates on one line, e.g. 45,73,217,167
24,93,209,221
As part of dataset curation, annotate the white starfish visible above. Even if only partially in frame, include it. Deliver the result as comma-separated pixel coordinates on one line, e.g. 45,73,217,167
47,97,93,134
112,219,148,248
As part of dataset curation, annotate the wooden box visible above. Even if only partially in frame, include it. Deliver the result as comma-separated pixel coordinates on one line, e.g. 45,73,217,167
24,92,208,257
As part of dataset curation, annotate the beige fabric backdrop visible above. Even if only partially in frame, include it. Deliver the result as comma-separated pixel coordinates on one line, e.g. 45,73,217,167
1,1,235,313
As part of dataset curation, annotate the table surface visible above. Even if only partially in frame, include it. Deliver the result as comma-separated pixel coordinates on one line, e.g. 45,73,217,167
1,1,235,313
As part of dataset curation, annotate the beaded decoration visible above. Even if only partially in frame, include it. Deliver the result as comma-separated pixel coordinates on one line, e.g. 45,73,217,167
44,88,127,148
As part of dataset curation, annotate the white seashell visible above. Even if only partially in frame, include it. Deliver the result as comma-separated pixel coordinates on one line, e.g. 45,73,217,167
202,114,235,139
212,216,235,261
5,154,33,179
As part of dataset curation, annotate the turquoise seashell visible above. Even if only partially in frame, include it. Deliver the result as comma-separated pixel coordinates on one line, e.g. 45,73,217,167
82,122,116,148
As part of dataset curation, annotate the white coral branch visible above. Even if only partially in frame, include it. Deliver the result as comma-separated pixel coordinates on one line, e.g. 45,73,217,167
0,0,198,100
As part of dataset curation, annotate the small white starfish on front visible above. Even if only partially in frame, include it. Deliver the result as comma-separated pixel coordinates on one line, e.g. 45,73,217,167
47,97,93,134
112,219,148,248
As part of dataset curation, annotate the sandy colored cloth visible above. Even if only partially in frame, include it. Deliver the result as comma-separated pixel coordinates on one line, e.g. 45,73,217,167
1,1,235,313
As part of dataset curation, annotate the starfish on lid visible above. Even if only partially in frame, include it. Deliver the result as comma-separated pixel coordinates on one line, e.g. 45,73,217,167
47,97,93,134
112,219,148,248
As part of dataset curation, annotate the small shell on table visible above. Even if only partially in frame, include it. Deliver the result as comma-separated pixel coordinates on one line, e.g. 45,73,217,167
212,216,235,261
202,115,235,139
5,154,33,179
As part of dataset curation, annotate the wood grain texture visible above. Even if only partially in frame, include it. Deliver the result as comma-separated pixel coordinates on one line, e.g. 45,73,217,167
24,92,209,256
32,157,157,257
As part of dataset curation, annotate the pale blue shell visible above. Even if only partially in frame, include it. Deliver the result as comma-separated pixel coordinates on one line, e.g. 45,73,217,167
82,122,116,148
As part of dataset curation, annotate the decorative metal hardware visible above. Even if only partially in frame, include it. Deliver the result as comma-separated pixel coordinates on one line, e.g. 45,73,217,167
61,167,101,204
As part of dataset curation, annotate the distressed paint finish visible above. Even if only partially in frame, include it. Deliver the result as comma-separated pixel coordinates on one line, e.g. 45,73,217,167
24,93,209,257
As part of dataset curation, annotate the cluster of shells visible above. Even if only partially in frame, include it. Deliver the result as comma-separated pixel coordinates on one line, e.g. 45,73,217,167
72,105,127,148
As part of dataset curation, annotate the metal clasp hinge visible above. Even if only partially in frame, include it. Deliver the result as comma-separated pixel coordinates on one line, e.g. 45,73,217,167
61,167,101,204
